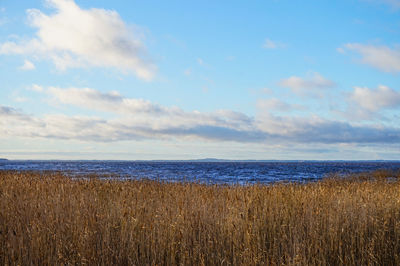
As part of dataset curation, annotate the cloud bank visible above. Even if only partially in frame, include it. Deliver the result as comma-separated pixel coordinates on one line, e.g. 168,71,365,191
0,0,156,80
1,87,400,145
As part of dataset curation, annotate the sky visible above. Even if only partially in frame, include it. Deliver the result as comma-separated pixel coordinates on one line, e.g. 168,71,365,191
0,0,399,160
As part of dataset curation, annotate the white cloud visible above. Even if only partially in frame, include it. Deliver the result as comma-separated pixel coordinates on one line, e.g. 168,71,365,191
350,85,400,112
0,0,156,80
342,43,400,73
19,60,35,70
0,106,42,137
262,38,285,49
279,73,336,96
336,85,400,121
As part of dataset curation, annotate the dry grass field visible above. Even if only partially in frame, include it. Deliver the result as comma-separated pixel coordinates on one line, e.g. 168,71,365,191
1,170,400,265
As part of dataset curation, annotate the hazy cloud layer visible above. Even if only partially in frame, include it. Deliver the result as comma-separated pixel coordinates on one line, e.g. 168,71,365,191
342,43,400,73
0,0,155,80
1,87,400,144
0,106,264,143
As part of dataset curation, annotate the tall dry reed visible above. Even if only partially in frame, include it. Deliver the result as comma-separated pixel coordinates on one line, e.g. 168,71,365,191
1,170,400,265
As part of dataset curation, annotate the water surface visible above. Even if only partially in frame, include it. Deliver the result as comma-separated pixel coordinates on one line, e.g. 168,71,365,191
1,160,399,184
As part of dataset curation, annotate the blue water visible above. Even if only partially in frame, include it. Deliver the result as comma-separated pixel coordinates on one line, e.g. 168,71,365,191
1,160,400,184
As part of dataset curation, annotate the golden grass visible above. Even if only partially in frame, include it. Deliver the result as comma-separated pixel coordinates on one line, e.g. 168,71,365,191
1,170,400,265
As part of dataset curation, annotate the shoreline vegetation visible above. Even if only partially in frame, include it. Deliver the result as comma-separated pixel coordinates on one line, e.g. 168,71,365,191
1,170,400,265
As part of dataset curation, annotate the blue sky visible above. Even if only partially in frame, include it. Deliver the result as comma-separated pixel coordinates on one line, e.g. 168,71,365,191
0,0,399,160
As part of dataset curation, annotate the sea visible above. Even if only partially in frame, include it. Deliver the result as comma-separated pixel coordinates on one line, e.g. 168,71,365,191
1,160,400,184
